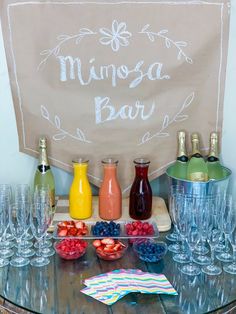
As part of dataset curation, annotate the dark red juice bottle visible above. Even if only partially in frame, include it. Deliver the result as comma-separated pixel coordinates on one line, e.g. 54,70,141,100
129,158,152,220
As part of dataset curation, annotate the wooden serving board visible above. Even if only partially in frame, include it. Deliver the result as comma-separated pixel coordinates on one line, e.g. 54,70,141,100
53,196,171,232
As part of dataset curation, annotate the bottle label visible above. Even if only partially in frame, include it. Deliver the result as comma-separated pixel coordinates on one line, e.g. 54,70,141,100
189,172,208,182
38,165,51,173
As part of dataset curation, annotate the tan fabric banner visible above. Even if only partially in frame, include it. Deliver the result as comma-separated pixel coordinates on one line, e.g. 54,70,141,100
0,0,230,195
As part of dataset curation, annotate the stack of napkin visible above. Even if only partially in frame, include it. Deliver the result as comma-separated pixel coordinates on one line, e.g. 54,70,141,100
81,269,177,305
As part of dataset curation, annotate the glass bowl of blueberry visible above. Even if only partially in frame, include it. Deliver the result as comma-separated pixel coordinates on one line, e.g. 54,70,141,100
133,239,167,262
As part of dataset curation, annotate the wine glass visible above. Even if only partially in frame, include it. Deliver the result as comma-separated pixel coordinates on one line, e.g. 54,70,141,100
30,199,52,267
0,184,14,246
202,210,222,275
9,201,30,267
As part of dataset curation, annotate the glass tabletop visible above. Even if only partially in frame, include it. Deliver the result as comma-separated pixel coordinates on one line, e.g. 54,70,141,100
0,232,236,314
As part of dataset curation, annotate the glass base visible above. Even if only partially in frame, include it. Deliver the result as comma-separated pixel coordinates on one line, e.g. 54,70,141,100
168,243,181,254
16,241,33,249
10,256,30,267
180,263,201,276
193,254,211,266
194,245,209,255
215,243,226,253
216,252,233,263
17,248,35,258
166,232,178,242
5,233,14,242
1,248,14,259
30,256,50,267
173,253,190,264
39,247,55,257
223,263,236,274
34,240,52,249
0,241,15,250
202,264,222,276
0,258,9,267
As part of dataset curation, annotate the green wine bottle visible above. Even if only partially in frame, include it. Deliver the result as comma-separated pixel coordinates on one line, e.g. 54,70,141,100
187,133,208,181
34,136,55,208
171,131,188,179
207,132,224,180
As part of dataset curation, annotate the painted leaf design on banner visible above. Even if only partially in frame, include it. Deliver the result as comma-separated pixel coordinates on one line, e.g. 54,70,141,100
139,92,195,145
37,28,97,70
139,25,193,64
99,20,132,52
40,105,92,143
41,105,50,120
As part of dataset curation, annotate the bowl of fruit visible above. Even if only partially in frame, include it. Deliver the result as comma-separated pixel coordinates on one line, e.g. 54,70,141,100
54,239,88,260
93,238,127,261
133,239,167,263
125,221,156,244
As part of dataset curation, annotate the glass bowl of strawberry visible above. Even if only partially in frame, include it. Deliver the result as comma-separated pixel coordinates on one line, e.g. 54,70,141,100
125,221,155,244
54,239,88,260
92,238,127,261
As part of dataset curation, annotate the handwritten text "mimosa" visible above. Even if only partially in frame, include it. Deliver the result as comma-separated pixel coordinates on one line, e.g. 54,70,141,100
57,56,170,88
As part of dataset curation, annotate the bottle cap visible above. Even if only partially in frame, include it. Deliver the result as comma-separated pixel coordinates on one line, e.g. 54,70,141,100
102,158,118,164
178,131,186,139
210,132,218,140
72,158,89,164
134,158,150,165
191,133,199,141
39,136,47,148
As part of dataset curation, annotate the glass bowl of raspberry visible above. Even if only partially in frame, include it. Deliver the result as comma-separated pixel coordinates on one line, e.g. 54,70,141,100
54,239,87,260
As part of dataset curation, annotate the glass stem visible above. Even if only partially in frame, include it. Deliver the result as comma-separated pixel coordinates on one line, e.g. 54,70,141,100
233,248,236,266
38,240,42,256
189,247,193,266
225,234,229,253
18,239,22,256
210,246,215,266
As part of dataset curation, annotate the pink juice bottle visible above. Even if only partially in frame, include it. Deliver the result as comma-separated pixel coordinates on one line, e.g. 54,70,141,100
99,158,122,220
129,158,152,220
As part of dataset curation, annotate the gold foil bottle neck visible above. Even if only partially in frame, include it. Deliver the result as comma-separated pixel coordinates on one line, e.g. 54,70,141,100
191,133,199,142
209,132,219,158
39,137,47,149
177,131,187,157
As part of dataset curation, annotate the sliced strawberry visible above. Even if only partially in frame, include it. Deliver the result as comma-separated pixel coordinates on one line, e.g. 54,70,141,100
103,247,115,253
113,243,121,251
58,229,68,237
68,227,77,236
93,240,101,248
101,238,115,245
75,221,84,229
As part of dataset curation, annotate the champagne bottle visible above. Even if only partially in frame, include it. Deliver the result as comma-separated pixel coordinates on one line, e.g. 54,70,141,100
207,132,224,180
171,131,188,179
34,136,55,208
187,133,208,181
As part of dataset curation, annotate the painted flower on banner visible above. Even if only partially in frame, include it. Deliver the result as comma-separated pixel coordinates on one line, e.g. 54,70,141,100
99,20,132,52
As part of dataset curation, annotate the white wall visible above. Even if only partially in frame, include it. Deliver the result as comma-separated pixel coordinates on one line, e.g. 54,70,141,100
1,2,236,196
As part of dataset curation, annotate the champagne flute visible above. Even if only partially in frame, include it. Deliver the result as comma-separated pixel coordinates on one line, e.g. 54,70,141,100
166,185,184,245
30,199,52,267
9,201,30,267
173,194,191,263
216,197,233,262
223,209,236,274
202,211,222,275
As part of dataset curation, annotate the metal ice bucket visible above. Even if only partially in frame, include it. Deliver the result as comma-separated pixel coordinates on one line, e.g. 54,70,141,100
166,165,232,196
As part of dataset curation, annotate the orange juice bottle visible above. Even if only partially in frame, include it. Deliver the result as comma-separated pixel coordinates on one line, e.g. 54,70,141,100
69,158,92,219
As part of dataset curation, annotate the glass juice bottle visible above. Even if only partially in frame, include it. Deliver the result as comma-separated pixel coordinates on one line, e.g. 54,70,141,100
69,158,92,219
129,158,152,220
99,158,122,220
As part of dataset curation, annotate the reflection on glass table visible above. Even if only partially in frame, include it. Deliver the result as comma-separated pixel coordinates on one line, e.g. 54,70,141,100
0,233,235,314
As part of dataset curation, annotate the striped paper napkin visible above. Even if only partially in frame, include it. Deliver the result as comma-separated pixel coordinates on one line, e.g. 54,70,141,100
81,269,177,305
